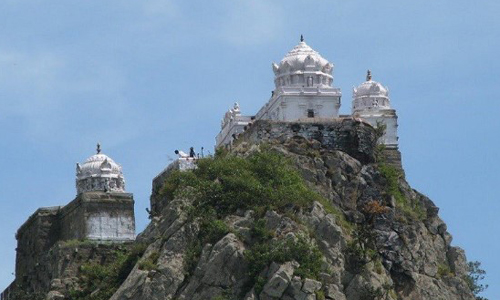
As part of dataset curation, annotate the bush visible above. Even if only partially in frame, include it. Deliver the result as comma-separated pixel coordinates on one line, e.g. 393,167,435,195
465,261,489,300
69,243,148,300
245,235,323,282
437,263,453,278
161,150,323,219
138,250,160,271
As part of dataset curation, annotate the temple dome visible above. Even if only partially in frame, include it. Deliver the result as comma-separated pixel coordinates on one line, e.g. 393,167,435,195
352,70,391,112
272,36,334,88
76,144,125,194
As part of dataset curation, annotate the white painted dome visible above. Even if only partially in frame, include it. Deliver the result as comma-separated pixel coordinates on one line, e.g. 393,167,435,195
352,70,391,112
76,144,125,194
272,36,334,88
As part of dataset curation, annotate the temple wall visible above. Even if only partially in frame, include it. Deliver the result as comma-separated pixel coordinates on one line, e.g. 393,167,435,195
150,158,197,216
235,119,378,164
5,241,132,298
4,192,136,297
237,119,403,172
60,192,135,242
14,207,62,290
355,109,398,147
255,92,340,122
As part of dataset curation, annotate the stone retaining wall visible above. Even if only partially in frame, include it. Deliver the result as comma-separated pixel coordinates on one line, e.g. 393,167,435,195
235,119,378,164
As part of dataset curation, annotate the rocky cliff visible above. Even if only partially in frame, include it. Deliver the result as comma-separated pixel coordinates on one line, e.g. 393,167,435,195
10,120,476,300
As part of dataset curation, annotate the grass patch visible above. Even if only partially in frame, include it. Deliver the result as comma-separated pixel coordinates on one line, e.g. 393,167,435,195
316,197,353,233
138,250,160,271
162,149,351,233
315,290,326,300
378,163,426,220
245,234,323,285
69,243,148,300
437,263,453,278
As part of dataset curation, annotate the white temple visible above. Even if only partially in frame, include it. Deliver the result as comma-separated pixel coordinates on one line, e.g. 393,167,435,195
352,70,398,149
215,102,252,147
76,143,126,194
215,36,399,150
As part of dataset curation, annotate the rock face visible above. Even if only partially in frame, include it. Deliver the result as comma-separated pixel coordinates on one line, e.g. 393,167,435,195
4,120,476,300
112,121,473,300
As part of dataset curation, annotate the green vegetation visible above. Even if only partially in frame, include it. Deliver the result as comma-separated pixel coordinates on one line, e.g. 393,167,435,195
437,263,453,278
253,275,267,295
162,149,350,296
138,250,160,271
378,164,405,205
244,217,324,295
345,201,386,273
8,289,45,300
465,261,489,300
316,196,353,233
161,150,325,218
245,235,323,281
60,239,95,248
315,290,326,300
69,243,148,300
163,149,349,231
378,163,426,220
345,234,378,274
374,258,384,275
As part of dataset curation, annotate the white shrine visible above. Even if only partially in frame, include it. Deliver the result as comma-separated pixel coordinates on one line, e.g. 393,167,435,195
76,143,126,194
215,36,399,151
352,70,398,148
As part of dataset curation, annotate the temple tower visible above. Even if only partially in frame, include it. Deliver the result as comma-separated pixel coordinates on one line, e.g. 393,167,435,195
64,144,135,241
352,70,399,149
255,35,342,121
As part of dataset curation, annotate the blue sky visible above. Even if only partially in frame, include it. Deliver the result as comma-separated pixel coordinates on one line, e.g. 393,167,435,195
0,1,498,298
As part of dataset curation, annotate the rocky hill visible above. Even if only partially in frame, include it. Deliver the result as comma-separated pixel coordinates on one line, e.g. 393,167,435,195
11,120,477,300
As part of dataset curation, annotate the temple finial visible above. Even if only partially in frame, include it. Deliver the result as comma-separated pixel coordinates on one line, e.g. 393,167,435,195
366,70,372,81
300,34,304,42
96,143,101,154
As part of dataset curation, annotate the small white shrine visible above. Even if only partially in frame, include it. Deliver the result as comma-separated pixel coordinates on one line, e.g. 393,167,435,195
215,36,399,150
215,102,252,147
76,143,126,194
352,70,398,149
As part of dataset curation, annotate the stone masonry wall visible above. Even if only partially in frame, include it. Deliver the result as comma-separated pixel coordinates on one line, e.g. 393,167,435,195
60,192,135,242
235,119,378,164
5,192,136,298
15,207,62,289
237,119,403,172
150,159,196,216
6,241,132,298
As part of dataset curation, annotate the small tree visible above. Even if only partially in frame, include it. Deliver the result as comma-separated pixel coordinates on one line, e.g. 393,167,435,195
465,261,489,300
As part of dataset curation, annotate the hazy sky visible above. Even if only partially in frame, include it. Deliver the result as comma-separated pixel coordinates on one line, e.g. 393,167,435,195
0,1,498,298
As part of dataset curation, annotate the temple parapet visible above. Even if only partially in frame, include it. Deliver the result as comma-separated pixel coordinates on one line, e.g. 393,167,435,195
150,157,197,216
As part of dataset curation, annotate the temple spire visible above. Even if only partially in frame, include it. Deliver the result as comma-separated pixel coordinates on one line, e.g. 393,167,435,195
300,34,304,42
366,70,372,81
96,143,101,154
